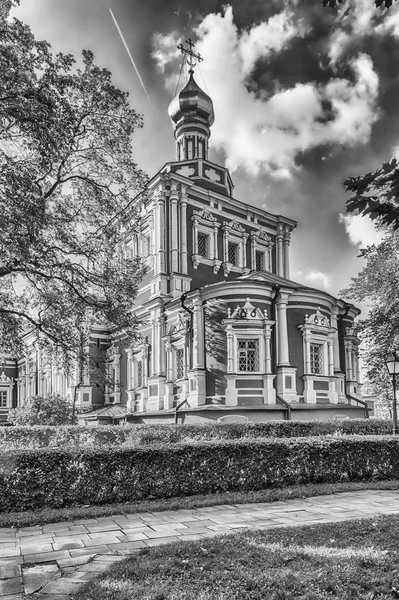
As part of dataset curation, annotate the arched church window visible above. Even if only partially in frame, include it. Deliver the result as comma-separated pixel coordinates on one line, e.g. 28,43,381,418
187,139,194,160
0,391,7,407
198,139,205,159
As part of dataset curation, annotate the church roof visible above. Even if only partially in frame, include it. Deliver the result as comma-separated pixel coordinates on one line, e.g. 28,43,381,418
237,270,310,290
79,404,127,420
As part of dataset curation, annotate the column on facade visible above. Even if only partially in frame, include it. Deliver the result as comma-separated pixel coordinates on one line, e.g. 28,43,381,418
276,224,284,277
126,349,134,390
112,348,121,395
192,296,205,369
330,305,341,372
356,351,361,383
150,310,164,376
275,292,290,366
263,326,272,374
170,183,179,273
251,239,256,270
303,331,311,374
165,339,173,381
157,190,166,274
180,187,188,274
142,342,149,387
328,340,334,376
345,341,353,380
283,227,291,279
226,328,234,373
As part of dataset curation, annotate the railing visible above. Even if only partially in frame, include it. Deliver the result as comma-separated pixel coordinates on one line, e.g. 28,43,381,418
276,393,291,421
346,393,370,419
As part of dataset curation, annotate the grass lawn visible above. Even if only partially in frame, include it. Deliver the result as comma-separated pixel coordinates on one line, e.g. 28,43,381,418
1,479,399,528
73,513,399,600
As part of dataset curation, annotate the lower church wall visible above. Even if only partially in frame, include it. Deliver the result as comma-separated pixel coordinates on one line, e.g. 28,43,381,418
130,405,365,424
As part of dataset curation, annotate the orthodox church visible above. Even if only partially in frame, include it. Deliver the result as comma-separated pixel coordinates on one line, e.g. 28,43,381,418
0,42,368,425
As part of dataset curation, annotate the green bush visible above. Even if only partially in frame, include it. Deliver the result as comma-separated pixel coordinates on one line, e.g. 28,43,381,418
8,394,76,426
0,419,392,450
1,436,399,511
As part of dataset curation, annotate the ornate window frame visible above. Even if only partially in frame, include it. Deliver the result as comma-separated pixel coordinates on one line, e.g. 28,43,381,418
0,371,14,409
223,299,273,374
298,308,335,377
250,230,274,272
222,220,249,277
191,209,221,274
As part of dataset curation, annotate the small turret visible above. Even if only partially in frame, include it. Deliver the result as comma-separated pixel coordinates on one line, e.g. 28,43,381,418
168,39,214,161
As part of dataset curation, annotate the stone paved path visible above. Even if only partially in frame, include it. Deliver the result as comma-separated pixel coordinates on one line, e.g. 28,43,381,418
1,489,399,599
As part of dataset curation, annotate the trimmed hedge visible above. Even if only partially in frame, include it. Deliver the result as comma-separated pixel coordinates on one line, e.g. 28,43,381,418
1,436,399,512
0,419,392,450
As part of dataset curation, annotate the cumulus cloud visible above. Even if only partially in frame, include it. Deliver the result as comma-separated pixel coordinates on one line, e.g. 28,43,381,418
339,213,385,247
153,6,379,178
152,31,180,73
329,0,399,64
304,271,331,289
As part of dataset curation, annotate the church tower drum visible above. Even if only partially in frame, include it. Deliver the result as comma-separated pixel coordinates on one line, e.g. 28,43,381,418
167,39,214,162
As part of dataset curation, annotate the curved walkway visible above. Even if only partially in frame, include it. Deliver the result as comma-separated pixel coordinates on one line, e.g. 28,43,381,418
1,489,399,599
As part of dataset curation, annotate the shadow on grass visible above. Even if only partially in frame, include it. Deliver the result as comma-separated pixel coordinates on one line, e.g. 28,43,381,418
74,514,399,600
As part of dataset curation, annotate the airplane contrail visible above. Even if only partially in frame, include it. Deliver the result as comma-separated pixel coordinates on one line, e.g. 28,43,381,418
109,8,153,109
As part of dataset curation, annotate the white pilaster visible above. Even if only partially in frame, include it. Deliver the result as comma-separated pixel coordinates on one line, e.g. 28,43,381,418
283,227,291,279
181,188,188,274
276,224,284,276
276,292,290,366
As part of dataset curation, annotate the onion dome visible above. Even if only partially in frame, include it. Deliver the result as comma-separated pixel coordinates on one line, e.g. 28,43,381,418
168,72,215,128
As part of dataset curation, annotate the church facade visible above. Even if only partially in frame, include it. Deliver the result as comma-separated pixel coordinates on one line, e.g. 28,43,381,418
0,64,367,425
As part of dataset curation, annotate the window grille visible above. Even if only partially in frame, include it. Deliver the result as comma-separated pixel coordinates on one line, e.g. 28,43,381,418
0,391,7,407
238,339,259,372
176,348,184,380
228,242,238,266
310,343,323,374
255,250,264,271
197,232,209,258
136,361,143,388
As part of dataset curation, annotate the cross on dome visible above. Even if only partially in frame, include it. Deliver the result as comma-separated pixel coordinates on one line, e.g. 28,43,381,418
177,38,203,74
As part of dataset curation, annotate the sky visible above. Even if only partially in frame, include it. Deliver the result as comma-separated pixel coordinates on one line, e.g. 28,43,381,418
12,0,399,300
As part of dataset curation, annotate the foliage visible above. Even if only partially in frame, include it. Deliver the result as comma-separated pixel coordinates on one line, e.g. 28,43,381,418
0,419,392,449
341,233,399,394
323,0,397,8
0,1,147,366
1,436,399,511
74,514,399,600
2,479,398,529
7,394,76,426
345,158,399,230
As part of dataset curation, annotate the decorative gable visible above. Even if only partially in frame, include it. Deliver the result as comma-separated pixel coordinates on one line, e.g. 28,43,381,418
227,298,268,321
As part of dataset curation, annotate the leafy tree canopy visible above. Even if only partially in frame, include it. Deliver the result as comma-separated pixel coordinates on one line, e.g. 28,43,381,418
8,393,76,425
345,159,399,230
340,232,399,401
323,0,396,8
0,1,147,367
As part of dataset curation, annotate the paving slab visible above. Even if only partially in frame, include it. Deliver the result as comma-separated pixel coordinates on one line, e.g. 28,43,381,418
0,566,21,580
23,564,60,595
1,489,399,599
40,579,82,595
0,577,23,596
23,550,70,565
